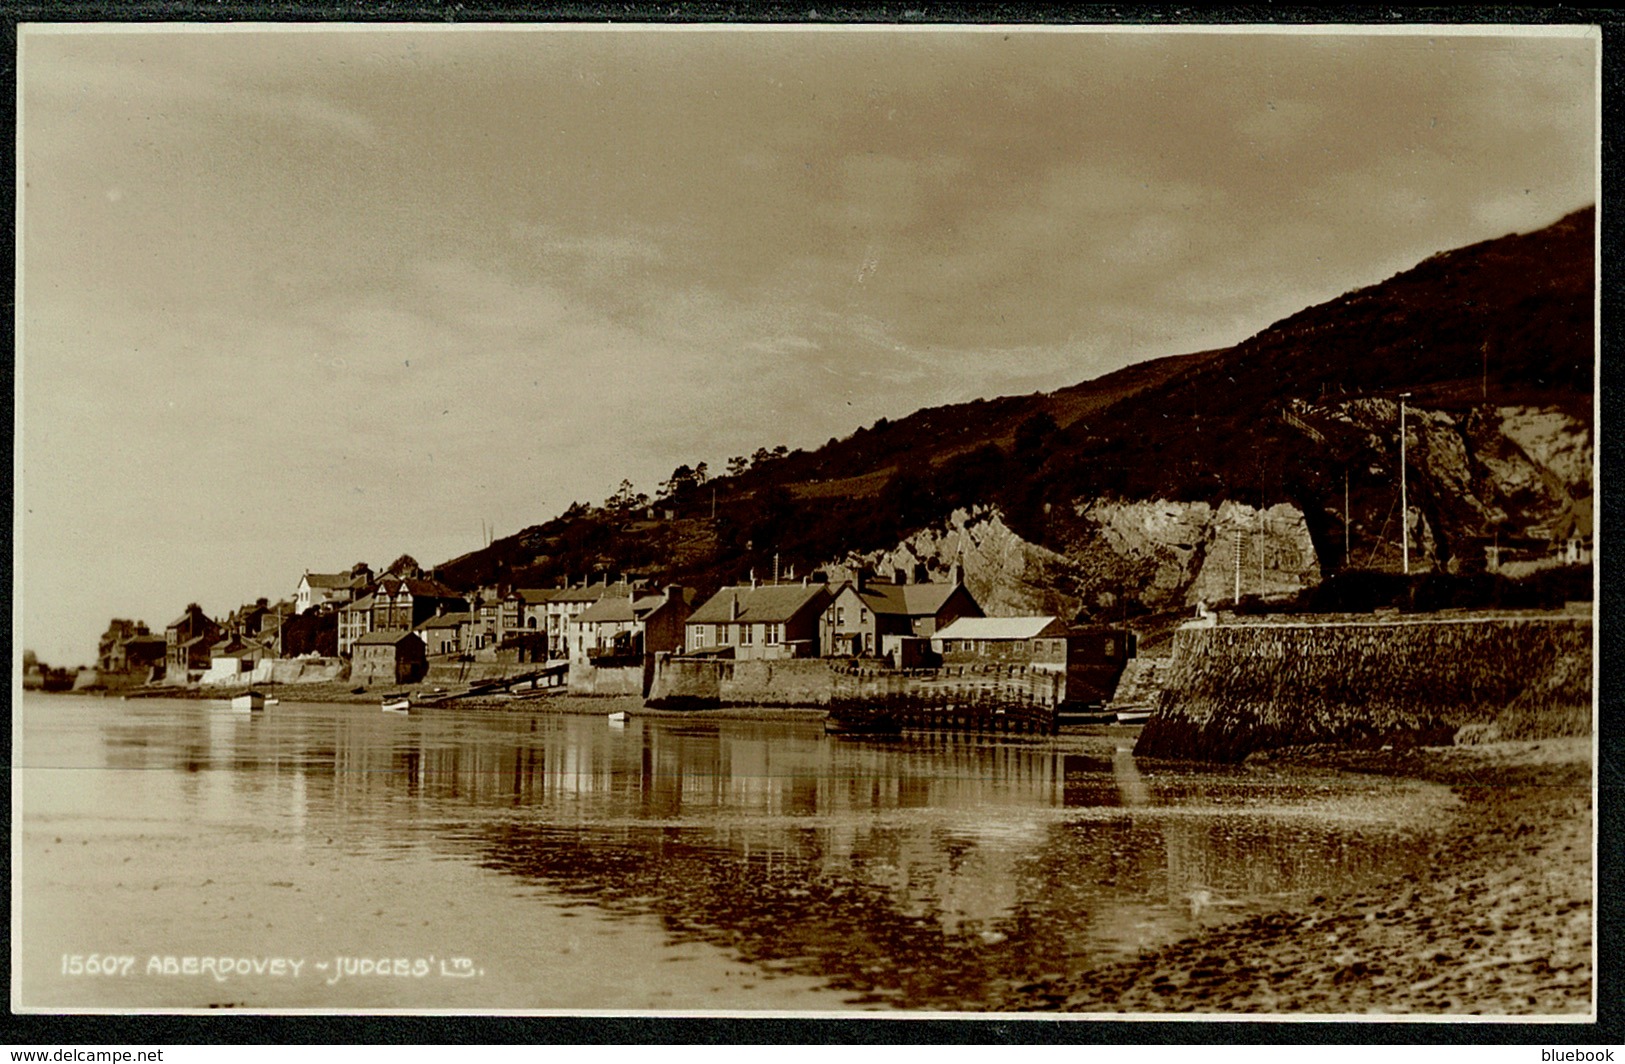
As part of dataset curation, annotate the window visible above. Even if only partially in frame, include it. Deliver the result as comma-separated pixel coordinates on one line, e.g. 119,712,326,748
836,606,846,626
860,608,869,625
765,623,781,645
714,624,726,645
741,625,754,646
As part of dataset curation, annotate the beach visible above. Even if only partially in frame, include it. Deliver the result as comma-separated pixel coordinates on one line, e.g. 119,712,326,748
991,737,1594,1015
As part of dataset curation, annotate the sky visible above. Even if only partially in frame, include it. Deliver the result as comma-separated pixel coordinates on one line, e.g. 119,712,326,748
17,23,1598,665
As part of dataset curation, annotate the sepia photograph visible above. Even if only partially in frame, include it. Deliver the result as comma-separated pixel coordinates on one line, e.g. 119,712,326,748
13,19,1599,1022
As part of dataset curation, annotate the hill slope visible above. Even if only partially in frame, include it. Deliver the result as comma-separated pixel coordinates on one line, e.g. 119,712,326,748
436,207,1594,616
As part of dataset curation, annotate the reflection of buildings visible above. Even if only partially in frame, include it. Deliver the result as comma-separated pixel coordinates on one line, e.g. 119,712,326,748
94,700,1441,1004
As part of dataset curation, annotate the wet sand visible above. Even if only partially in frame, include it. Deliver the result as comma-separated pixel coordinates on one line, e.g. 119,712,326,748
991,737,1593,1015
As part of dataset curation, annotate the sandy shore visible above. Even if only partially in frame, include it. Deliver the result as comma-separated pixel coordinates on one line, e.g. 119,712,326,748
990,737,1594,1016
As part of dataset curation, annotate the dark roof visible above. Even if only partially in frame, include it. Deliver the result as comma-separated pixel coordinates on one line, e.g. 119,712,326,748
548,582,638,604
688,584,829,625
851,580,965,617
303,572,353,590
418,612,473,629
578,594,666,625
354,629,422,647
167,607,209,629
376,577,463,600
512,588,558,605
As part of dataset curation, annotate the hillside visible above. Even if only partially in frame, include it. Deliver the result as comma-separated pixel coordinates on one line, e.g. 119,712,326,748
436,207,1594,617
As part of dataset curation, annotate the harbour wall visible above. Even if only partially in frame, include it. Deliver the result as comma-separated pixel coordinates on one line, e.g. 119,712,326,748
1134,614,1592,762
647,656,1065,731
648,657,841,708
566,659,649,697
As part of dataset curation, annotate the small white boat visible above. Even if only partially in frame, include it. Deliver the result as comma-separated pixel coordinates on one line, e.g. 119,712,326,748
264,697,280,706
1114,708,1152,725
381,695,412,714
231,691,265,712
607,710,629,725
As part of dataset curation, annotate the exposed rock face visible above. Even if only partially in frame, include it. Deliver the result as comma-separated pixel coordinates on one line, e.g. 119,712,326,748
858,501,1320,620
1293,399,1592,571
867,508,1086,618
1081,498,1322,609
846,400,1587,618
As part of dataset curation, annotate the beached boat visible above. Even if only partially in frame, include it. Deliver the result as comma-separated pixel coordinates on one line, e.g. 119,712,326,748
381,694,412,714
607,710,629,725
231,691,265,712
1114,708,1152,725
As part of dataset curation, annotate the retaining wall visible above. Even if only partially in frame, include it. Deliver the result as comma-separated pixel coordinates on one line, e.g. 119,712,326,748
567,660,646,697
646,655,1064,731
1134,615,1593,762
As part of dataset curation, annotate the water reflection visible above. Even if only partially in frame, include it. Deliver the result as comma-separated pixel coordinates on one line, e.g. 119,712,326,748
70,697,1451,1008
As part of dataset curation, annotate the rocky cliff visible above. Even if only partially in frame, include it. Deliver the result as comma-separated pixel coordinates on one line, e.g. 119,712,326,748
858,500,1321,621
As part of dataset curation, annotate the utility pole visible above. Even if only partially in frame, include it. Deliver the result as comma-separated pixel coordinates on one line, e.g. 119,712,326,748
1258,510,1266,592
1343,469,1351,567
1233,526,1242,605
1399,393,1412,575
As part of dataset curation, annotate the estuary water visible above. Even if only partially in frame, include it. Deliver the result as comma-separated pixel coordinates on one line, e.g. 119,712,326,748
15,693,1461,1012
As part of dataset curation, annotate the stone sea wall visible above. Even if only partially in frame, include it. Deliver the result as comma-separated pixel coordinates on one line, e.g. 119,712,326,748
646,657,839,708
567,659,648,697
1134,615,1592,762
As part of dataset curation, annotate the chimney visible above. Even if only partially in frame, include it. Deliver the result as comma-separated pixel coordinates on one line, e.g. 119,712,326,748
950,561,963,587
750,569,758,589
855,569,867,594
894,565,909,585
664,584,680,602
729,593,740,621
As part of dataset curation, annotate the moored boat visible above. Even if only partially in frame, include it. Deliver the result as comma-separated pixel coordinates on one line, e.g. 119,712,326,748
381,694,412,713
824,712,903,737
607,710,628,725
231,690,265,712
1114,707,1152,725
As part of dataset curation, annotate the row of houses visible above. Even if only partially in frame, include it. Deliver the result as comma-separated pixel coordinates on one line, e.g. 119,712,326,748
140,552,1127,692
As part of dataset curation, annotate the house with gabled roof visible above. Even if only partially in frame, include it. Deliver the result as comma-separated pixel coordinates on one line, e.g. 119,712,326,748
820,567,983,658
370,577,467,634
295,563,372,615
337,594,376,657
685,580,830,660
540,579,642,659
416,611,474,658
571,585,693,664
165,603,223,679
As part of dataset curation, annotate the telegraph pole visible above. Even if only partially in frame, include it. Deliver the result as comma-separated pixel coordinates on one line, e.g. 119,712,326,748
1399,393,1412,575
1233,526,1242,605
1343,469,1351,566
